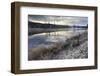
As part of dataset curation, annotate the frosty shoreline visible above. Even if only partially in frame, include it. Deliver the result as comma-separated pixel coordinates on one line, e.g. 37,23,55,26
28,30,88,60
50,41,88,59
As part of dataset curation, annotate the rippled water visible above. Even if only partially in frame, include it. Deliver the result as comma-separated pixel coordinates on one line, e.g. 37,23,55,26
28,29,86,49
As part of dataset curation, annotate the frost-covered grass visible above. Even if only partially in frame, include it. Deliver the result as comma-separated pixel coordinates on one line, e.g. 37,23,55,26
51,41,88,59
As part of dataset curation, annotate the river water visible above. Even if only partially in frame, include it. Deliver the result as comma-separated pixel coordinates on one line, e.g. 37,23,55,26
28,29,87,49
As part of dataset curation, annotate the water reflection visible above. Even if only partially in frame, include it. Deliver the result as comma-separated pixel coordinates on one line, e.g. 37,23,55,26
28,29,87,49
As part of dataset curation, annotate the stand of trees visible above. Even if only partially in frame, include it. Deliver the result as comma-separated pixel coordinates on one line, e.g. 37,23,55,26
29,21,88,29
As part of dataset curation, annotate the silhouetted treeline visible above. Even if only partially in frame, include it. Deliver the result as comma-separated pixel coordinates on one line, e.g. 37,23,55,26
28,21,88,29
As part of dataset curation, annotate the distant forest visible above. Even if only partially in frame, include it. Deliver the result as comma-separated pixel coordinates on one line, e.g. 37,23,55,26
28,21,88,29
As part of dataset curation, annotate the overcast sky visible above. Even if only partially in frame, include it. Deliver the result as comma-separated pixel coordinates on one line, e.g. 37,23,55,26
28,15,88,26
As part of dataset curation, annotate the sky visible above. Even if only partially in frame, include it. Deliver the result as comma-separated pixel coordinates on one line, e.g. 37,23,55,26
28,15,88,26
